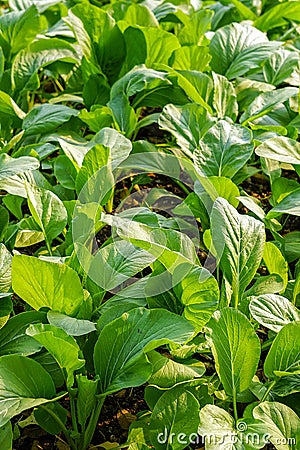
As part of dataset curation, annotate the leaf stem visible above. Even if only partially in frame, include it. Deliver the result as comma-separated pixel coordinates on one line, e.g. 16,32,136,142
260,380,276,403
82,396,106,450
232,388,238,423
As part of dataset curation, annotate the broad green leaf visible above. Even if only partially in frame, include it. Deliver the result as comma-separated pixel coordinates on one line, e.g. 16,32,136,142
12,255,84,316
206,307,261,396
210,23,277,80
256,136,300,166
148,351,205,388
12,38,78,92
159,103,215,158
111,66,168,99
178,9,213,46
199,405,239,449
212,72,238,121
170,45,211,72
264,322,300,378
211,198,265,305
240,87,298,125
34,401,67,435
255,2,300,31
26,183,67,246
23,104,79,136
253,402,300,450
47,311,96,336
267,189,300,218
0,245,12,294
0,294,12,330
87,240,155,292
195,176,240,209
0,92,25,120
94,307,194,395
102,214,198,273
108,93,137,138
0,355,61,427
123,4,159,27
0,6,40,57
142,26,180,67
76,375,98,428
149,388,200,450
54,155,78,190
263,49,299,86
194,121,253,178
263,242,288,291
0,154,38,180
173,265,219,332
0,421,12,450
243,274,284,298
0,311,46,356
199,404,267,450
250,294,300,333
26,323,85,388
9,0,61,12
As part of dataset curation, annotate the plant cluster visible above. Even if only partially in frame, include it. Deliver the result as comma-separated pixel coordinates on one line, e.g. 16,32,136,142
0,0,299,449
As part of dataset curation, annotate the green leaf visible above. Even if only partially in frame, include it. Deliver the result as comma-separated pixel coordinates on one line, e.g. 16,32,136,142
9,0,62,12
0,355,60,427
0,154,38,180
256,136,300,166
170,45,211,72
26,323,85,389
178,9,213,46
0,245,12,294
0,92,25,120
210,23,277,79
193,120,253,178
149,388,200,450
148,351,205,388
12,255,84,316
0,6,41,57
12,38,78,92
0,311,46,356
26,183,67,247
54,155,78,190
240,87,298,125
195,176,240,209
142,27,180,67
263,49,299,86
267,189,300,218
23,104,79,136
206,307,261,396
212,72,238,121
34,402,67,435
159,103,215,158
173,265,219,332
87,240,155,292
102,214,198,273
76,375,98,428
255,2,300,31
123,4,159,27
47,311,96,336
199,405,239,449
0,421,12,450
263,242,288,291
264,322,300,379
253,402,300,449
108,93,137,138
94,307,194,395
249,294,300,333
211,198,265,305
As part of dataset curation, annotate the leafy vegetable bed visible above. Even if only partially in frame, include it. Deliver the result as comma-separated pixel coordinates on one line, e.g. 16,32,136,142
0,0,300,449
